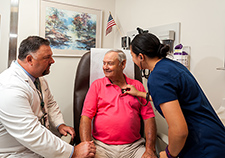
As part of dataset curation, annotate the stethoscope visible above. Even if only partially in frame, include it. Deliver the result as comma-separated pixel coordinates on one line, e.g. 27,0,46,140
140,59,151,79
110,76,149,106
141,69,151,79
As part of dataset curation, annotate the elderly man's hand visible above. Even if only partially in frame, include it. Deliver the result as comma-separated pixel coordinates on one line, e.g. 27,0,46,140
141,149,157,158
72,141,96,158
58,124,76,140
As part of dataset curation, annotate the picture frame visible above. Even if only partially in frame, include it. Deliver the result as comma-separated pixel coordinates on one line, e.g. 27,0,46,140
39,0,102,57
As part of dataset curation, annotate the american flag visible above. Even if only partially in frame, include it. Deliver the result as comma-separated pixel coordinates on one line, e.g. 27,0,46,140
106,13,116,36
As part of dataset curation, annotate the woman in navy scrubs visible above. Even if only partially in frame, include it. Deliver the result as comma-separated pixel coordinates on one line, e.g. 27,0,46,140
126,32,225,158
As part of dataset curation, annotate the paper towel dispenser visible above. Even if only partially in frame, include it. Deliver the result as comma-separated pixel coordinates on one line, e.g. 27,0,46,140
159,30,175,53
127,22,180,53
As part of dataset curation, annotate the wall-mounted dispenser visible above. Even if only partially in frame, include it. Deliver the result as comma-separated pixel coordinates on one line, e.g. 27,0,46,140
159,30,175,53
127,22,181,53
157,30,175,41
173,44,191,70
121,36,130,50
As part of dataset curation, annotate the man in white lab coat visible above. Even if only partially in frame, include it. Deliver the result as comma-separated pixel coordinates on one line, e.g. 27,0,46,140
0,36,96,158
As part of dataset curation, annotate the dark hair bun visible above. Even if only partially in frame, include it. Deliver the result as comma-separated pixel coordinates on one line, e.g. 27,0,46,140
158,44,170,58
131,33,170,58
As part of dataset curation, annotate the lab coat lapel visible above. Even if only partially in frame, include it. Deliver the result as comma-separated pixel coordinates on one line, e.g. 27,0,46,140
10,61,36,90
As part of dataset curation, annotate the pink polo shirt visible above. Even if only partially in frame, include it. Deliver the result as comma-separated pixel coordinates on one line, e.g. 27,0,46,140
81,75,155,145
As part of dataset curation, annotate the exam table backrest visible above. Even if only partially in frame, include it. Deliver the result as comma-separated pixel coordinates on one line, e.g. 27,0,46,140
73,51,143,145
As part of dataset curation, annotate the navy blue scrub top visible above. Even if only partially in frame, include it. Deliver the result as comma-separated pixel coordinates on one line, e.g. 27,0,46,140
148,58,225,158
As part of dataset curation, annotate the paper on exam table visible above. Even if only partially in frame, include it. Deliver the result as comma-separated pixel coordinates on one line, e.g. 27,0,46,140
90,48,135,85
216,98,225,126
216,104,225,126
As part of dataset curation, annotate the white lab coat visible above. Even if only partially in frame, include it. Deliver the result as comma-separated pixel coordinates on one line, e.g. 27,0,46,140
0,61,73,158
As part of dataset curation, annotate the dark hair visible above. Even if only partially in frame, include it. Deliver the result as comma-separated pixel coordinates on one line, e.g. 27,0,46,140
130,33,170,58
18,36,50,60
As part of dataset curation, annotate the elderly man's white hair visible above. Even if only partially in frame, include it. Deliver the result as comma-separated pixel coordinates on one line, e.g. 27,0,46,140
105,49,127,64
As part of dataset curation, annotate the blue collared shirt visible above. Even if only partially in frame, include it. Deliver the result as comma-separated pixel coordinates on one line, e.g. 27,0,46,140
15,60,36,82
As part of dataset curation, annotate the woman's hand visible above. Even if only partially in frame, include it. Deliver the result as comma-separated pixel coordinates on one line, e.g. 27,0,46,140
159,151,167,158
124,84,143,97
124,84,152,101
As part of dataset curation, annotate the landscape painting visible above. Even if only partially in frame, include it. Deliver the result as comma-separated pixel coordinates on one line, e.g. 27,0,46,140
40,0,102,57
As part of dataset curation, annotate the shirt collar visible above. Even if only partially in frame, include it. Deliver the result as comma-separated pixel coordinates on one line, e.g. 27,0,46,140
105,74,130,86
15,60,36,82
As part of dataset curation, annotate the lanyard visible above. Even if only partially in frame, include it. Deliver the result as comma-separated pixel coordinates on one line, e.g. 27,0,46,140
34,78,47,126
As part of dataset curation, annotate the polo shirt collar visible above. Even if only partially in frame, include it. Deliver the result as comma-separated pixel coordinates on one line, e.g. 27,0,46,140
105,74,130,86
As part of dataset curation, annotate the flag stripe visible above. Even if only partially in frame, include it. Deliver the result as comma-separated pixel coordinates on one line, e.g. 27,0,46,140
106,27,112,35
107,20,116,28
106,13,116,35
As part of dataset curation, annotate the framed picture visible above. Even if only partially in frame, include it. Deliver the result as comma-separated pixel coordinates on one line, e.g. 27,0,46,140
39,0,102,57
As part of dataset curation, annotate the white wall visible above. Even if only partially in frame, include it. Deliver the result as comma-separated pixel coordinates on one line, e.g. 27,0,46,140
40,0,115,126
114,0,225,135
114,0,225,109
1,0,225,131
0,0,10,72
0,0,115,127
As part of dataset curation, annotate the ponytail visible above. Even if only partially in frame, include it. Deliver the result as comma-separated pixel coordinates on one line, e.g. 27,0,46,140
131,33,170,58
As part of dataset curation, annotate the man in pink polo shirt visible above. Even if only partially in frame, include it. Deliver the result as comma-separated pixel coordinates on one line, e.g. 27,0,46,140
80,49,157,158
